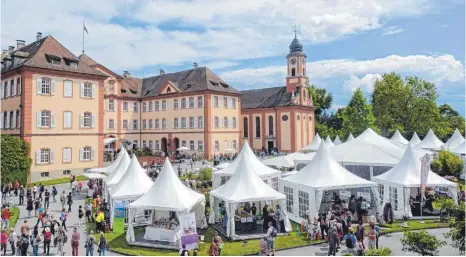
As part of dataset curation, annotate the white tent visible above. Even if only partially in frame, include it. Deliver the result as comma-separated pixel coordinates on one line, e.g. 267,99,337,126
109,155,154,227
443,129,464,150
104,138,118,145
126,158,207,244
302,133,322,151
451,141,465,155
104,150,131,197
416,129,443,150
280,143,379,223
391,129,409,144
213,141,281,190
372,144,457,219
262,152,307,168
216,162,230,170
324,136,335,147
333,135,343,145
87,148,129,174
209,153,290,238
82,172,107,179
410,132,422,145
347,133,355,141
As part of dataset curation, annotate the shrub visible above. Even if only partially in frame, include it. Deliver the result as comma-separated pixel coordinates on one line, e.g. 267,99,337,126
431,150,463,176
401,230,446,256
367,247,392,256
199,167,213,181
142,147,152,156
1,135,32,185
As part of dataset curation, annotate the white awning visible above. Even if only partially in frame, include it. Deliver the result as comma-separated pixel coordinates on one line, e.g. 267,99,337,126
104,138,117,145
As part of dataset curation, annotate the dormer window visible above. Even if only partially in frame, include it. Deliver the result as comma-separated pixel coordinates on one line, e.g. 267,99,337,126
64,58,78,67
166,87,171,93
45,54,61,65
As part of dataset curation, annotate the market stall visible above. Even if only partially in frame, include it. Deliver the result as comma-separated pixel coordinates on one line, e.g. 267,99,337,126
87,147,129,174
103,150,131,199
280,143,380,224
212,141,281,190
209,153,291,240
372,144,458,219
415,129,444,151
126,158,206,250
109,155,154,228
391,129,409,144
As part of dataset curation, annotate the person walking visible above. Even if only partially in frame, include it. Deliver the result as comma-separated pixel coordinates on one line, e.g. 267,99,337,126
1,207,10,230
55,227,66,256
85,232,95,256
1,229,7,256
33,197,41,218
8,228,17,256
26,197,34,218
98,232,107,256
33,185,37,200
60,209,68,232
32,232,41,256
343,229,358,256
38,184,45,201
19,234,29,256
19,186,25,205
78,205,84,227
274,205,282,233
327,225,338,256
71,228,80,256
60,191,66,210
85,202,93,223
43,227,52,255
67,193,73,213
51,186,58,203
367,223,377,249
356,221,365,249
44,189,51,210
266,221,277,256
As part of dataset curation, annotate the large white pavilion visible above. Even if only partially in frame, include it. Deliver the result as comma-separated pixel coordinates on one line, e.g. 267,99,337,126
87,147,129,174
415,129,443,150
391,129,409,144
443,128,464,150
372,144,457,219
280,143,380,223
103,150,131,199
410,132,422,145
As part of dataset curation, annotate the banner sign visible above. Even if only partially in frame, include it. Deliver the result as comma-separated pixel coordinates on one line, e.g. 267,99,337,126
179,212,198,250
114,201,126,219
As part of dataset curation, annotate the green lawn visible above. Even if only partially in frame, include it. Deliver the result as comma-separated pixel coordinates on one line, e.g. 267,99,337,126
28,175,86,187
9,207,20,230
379,220,449,234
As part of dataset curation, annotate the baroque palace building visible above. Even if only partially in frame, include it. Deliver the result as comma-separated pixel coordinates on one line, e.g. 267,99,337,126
1,32,314,181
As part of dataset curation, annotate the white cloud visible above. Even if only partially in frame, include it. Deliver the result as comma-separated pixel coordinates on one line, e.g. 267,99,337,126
1,0,444,72
204,61,239,70
383,26,404,35
220,54,465,89
344,73,383,92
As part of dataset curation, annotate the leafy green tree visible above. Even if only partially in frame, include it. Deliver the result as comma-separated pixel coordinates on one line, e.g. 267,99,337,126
1,135,32,185
199,167,213,181
309,85,333,117
437,104,465,141
400,230,446,256
430,150,463,176
444,202,465,255
371,73,442,137
340,88,376,136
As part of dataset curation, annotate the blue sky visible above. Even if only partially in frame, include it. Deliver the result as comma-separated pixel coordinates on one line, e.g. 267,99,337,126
2,0,464,115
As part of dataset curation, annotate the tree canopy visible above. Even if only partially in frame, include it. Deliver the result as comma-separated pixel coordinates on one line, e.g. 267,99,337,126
1,135,32,185
400,230,446,256
340,88,376,137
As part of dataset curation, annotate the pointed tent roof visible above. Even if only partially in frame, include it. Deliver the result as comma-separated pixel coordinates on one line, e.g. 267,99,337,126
87,148,128,174
215,141,281,177
391,129,409,144
410,132,422,145
324,136,335,147
128,158,205,211
347,133,355,141
109,155,153,200
283,143,377,190
211,153,285,203
416,129,443,150
263,152,307,168
451,141,465,155
333,135,343,145
444,129,465,149
104,150,131,187
303,133,322,151
373,144,456,187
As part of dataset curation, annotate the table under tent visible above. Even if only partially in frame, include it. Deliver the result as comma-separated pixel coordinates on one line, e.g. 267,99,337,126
415,129,444,151
209,153,291,240
212,141,281,191
103,150,131,200
280,143,380,224
108,155,154,229
126,158,207,250
372,144,458,220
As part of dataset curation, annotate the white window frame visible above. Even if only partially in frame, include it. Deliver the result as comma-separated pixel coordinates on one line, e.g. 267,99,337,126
122,120,128,129
232,98,236,109
181,98,187,109
223,97,228,108
232,140,237,150
214,141,219,151
132,102,138,112
198,116,204,128
174,99,179,109
41,78,51,95
40,110,50,127
189,97,194,108
198,141,204,151
190,141,195,150
83,112,92,128
181,117,186,128
63,147,72,163
148,101,153,112
162,100,167,110
108,99,115,111
109,119,115,130
189,117,194,128
284,186,294,213
213,96,219,108
232,117,237,128
197,96,203,107
40,148,50,163
155,101,160,111
82,147,91,161
174,118,179,129
223,117,228,128
298,190,309,219
155,119,160,129
149,119,153,129
83,82,92,98
214,117,219,128
162,118,167,129
132,120,138,130
123,101,128,112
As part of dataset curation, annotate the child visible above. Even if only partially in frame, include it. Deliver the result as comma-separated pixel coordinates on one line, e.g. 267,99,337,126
357,237,365,256
259,237,267,256
78,206,84,227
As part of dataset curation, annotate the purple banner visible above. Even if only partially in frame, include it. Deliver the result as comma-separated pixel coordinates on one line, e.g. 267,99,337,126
181,233,198,250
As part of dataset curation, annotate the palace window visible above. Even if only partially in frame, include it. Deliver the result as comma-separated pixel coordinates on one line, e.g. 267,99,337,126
197,116,204,128
268,116,274,136
213,96,219,107
162,118,167,129
155,119,160,129
162,100,167,110
122,101,128,112
198,141,204,151
174,118,179,129
108,99,115,111
255,117,261,138
181,117,187,128
197,96,203,107
40,110,51,127
41,78,51,95
232,117,237,129
189,117,194,128
190,141,195,150
108,119,115,130
181,98,187,109
189,97,194,108
174,99,179,109
214,117,219,128
223,97,228,108
231,98,236,109
243,117,248,138
83,112,92,128
40,148,51,163
82,82,92,98
122,120,128,129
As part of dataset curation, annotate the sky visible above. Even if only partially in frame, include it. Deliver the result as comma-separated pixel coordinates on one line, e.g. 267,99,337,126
1,0,465,115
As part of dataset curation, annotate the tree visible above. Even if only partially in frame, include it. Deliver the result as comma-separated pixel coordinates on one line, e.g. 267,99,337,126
340,88,376,136
1,135,32,185
430,150,463,176
371,73,442,137
444,202,465,255
367,247,392,256
437,104,465,141
400,230,446,256
199,167,213,181
308,85,333,117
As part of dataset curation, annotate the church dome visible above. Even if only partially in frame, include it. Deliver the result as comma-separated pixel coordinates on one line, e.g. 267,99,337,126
289,35,303,54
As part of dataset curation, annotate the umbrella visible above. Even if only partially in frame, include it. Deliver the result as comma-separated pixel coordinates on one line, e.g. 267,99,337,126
177,146,190,151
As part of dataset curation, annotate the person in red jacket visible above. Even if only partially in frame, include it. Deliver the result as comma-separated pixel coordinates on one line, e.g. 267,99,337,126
1,229,7,256
1,207,10,230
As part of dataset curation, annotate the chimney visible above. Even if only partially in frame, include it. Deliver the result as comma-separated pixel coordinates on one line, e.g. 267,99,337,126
192,62,198,69
123,71,130,78
36,32,42,41
8,46,15,54
16,40,26,50
159,69,165,75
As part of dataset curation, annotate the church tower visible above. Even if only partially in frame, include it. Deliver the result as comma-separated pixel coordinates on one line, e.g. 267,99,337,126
285,29,308,94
